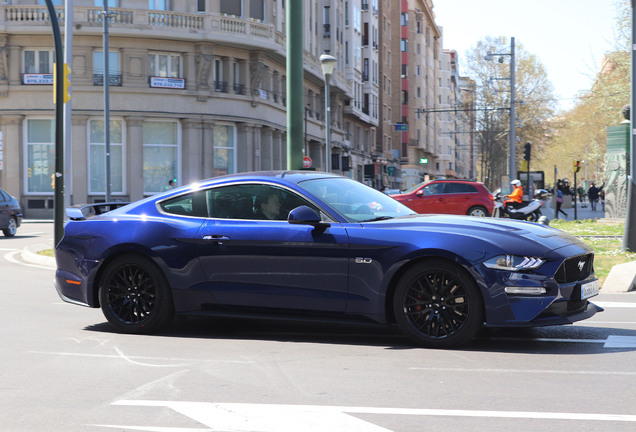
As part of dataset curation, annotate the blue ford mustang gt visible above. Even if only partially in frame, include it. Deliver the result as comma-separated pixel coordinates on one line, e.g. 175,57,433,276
55,171,601,348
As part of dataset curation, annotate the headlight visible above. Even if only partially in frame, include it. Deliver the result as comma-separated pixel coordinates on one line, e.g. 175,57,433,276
483,255,545,271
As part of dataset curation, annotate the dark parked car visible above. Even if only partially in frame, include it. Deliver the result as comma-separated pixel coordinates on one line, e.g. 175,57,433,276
0,188,22,237
55,171,600,348
392,179,495,216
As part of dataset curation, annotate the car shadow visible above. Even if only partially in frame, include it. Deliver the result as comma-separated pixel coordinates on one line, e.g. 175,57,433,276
84,317,636,354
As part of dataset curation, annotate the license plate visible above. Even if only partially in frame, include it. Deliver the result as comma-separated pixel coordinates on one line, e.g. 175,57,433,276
581,280,599,300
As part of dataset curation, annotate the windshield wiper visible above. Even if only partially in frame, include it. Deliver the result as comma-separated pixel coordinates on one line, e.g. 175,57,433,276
360,216,395,222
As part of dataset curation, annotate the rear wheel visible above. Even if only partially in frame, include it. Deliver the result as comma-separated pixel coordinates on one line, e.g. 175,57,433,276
98,255,174,333
2,217,17,237
467,206,488,217
393,259,484,348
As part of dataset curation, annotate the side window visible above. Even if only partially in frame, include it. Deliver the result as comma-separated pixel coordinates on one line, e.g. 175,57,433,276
159,190,208,217
208,184,319,221
0,190,9,202
447,183,477,194
421,183,442,195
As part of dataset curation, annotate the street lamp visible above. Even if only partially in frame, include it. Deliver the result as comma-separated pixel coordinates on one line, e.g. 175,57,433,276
320,54,337,172
486,37,516,183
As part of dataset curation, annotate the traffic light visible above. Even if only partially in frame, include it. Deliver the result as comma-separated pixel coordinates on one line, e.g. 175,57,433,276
53,63,71,103
574,160,581,173
523,142,531,161
63,63,71,103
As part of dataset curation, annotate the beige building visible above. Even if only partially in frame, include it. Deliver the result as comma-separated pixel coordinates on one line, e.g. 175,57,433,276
0,0,472,218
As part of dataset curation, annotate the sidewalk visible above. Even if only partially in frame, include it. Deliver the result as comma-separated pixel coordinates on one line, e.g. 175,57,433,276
545,198,606,222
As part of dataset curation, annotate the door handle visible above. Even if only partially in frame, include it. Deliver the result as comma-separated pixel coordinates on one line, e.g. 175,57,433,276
202,235,230,244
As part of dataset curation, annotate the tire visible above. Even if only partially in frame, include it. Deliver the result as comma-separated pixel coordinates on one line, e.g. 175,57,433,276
98,255,174,334
393,259,484,348
467,206,488,217
2,217,17,237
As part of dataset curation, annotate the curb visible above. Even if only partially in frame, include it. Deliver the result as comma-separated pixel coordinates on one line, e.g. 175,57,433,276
21,243,56,268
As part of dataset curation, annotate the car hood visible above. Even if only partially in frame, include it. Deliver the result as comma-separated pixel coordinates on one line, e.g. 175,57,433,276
362,214,589,256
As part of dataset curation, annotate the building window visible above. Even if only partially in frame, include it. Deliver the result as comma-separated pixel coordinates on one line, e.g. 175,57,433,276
149,0,167,10
143,121,179,195
93,50,121,86
250,0,265,21
400,12,408,26
197,0,205,12
38,0,63,5
221,0,242,16
213,124,236,177
401,39,408,52
88,119,124,195
148,53,182,78
23,50,52,74
25,119,55,194
93,0,118,6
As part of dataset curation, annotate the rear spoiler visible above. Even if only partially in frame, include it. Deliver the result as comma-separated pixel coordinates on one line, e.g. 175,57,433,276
66,202,130,221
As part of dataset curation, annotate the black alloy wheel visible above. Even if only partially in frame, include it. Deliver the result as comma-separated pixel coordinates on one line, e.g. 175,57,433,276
99,255,174,333
393,259,484,348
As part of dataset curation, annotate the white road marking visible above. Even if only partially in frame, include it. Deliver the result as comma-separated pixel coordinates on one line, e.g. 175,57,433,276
0,247,18,251
3,250,54,270
408,366,636,376
28,350,254,364
94,400,636,432
595,301,636,308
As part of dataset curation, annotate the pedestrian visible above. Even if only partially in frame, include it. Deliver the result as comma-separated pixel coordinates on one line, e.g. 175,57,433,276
167,179,176,190
555,188,567,218
588,182,603,211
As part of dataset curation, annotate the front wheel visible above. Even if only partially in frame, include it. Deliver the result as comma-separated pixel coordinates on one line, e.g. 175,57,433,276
98,255,174,334
393,260,484,348
2,217,17,237
467,206,488,217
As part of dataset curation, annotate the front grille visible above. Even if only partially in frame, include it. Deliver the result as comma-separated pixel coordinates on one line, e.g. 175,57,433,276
554,253,594,283
567,286,588,312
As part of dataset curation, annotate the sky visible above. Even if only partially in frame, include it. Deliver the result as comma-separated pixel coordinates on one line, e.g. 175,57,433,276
432,0,622,111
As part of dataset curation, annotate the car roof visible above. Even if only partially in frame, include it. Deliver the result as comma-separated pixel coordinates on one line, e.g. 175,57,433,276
198,170,343,187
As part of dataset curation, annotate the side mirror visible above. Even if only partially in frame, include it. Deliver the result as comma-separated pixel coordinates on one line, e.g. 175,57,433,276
288,206,330,227
416,189,424,197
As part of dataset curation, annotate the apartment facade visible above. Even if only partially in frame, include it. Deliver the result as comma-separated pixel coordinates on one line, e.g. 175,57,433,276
0,0,471,218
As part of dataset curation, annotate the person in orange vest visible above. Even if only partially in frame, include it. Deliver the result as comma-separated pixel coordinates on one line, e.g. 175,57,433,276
505,179,524,210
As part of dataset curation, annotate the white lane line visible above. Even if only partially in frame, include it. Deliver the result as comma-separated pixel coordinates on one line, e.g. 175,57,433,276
595,301,636,308
108,401,636,429
486,335,636,349
0,248,19,251
408,366,636,376
3,250,54,270
28,350,254,364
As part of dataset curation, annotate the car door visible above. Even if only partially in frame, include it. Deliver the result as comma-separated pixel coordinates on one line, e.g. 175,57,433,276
195,183,350,313
0,190,10,229
412,182,446,213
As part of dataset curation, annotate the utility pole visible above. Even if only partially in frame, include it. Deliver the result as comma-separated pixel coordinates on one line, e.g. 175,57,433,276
63,0,73,209
44,0,64,246
624,0,636,251
103,0,113,202
286,1,303,170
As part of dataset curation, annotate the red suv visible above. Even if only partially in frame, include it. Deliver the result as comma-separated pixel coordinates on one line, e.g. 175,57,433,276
391,179,495,217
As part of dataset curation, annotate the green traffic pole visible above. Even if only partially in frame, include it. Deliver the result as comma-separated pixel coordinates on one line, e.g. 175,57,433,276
286,0,304,170
45,0,65,247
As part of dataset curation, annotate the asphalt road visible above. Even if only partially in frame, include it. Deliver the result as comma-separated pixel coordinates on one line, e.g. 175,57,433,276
1,221,635,432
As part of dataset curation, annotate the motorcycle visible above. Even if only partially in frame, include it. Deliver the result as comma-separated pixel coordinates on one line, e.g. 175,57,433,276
492,189,550,225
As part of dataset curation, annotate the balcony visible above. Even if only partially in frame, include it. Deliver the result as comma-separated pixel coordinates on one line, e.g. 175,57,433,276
1,5,280,52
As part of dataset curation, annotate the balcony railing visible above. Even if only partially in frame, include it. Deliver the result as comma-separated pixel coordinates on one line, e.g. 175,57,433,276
2,6,276,47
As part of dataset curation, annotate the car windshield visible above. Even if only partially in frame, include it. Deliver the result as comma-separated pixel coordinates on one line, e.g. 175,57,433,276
298,177,416,223
402,181,427,194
